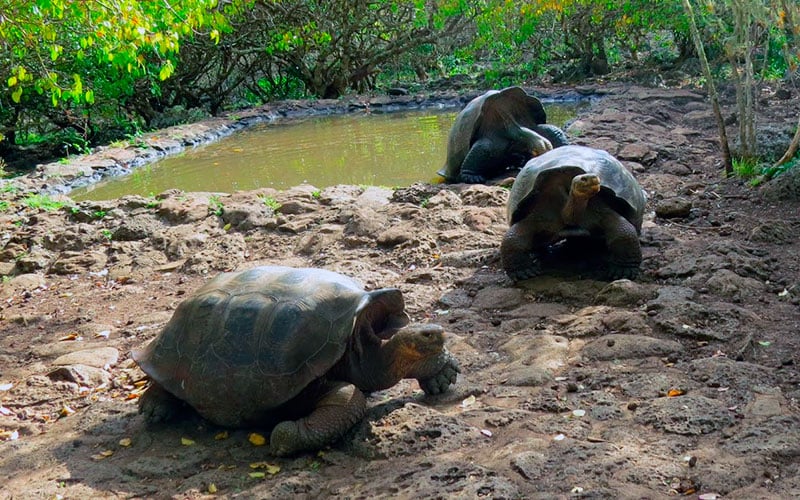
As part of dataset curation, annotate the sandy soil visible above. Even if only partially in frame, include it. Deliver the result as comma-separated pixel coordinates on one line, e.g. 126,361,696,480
1,83,799,499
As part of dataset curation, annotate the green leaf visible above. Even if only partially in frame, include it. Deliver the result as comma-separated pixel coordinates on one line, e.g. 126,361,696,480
11,87,22,103
85,89,95,104
158,60,174,81
7,76,17,87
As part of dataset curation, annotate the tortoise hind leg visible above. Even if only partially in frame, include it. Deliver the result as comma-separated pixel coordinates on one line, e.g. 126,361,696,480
139,382,186,425
269,382,367,457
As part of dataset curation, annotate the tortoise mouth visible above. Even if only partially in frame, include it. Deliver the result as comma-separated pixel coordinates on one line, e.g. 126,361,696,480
394,323,445,355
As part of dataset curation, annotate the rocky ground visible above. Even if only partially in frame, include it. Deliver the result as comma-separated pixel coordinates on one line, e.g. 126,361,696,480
1,83,799,499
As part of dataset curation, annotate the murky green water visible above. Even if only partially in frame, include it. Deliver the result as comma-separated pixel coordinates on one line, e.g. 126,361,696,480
72,103,584,201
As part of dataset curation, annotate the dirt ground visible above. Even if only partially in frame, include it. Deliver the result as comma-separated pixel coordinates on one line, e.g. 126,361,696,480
1,82,799,499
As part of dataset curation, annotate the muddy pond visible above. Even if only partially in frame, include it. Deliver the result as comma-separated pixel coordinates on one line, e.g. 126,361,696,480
71,103,585,201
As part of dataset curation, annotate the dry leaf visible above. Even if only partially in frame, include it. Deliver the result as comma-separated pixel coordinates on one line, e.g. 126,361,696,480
0,406,11,416
0,383,13,391
248,433,266,446
460,395,476,408
95,330,111,339
667,389,684,397
59,333,81,341
208,483,217,494
572,409,586,417
250,462,280,474
214,431,229,441
124,393,140,400
553,433,566,441
119,438,132,447
181,437,196,446
249,472,265,479
480,429,493,437
59,405,75,417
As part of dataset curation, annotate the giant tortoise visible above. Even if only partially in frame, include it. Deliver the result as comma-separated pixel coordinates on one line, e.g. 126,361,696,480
438,86,570,184
132,266,459,456
501,145,647,281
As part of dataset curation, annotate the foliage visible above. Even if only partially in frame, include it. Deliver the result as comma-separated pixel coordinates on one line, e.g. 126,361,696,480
0,0,232,157
22,193,63,211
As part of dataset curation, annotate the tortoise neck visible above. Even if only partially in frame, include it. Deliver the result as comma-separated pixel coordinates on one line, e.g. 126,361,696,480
335,334,424,393
562,188,592,226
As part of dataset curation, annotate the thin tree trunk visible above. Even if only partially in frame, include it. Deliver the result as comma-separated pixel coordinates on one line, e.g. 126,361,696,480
681,0,734,176
768,113,800,179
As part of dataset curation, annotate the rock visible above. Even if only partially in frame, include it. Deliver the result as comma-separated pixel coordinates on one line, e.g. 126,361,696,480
52,347,120,368
617,143,657,165
376,226,413,247
113,214,163,241
470,286,525,310
634,394,734,435
705,269,765,299
553,306,651,337
594,279,655,306
655,197,692,219
0,273,46,300
500,335,569,386
426,189,462,209
48,364,111,387
582,334,681,360
723,416,800,456
50,251,108,274
343,207,386,237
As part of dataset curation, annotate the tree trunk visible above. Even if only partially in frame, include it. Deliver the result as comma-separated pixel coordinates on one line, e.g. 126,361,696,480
681,0,734,176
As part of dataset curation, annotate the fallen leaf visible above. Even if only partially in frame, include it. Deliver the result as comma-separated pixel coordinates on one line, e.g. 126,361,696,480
59,333,81,341
248,433,266,446
59,405,75,417
91,449,114,460
249,472,265,479
95,330,111,339
125,393,140,400
119,438,132,447
553,433,566,441
698,494,719,500
181,437,196,446
208,483,217,494
133,380,148,388
571,409,586,417
0,383,12,391
250,462,280,474
214,431,229,440
758,341,771,347
0,406,11,416
480,429,493,437
460,395,476,408
667,389,684,397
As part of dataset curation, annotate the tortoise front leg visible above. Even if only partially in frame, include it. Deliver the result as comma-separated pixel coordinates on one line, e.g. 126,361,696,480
458,137,506,183
416,349,460,395
501,221,549,282
586,204,642,280
269,382,366,457
139,382,187,424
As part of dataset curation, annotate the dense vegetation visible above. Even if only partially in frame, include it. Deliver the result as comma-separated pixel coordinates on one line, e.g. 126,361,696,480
0,0,798,179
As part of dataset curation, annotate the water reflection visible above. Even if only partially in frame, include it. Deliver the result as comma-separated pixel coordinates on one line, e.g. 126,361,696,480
72,103,584,201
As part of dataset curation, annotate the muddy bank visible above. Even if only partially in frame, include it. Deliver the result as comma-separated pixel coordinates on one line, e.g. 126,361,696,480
0,83,799,499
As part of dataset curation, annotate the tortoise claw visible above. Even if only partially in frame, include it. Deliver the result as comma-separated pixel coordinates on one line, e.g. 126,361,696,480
457,173,488,184
606,264,640,281
418,353,460,395
504,255,542,282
